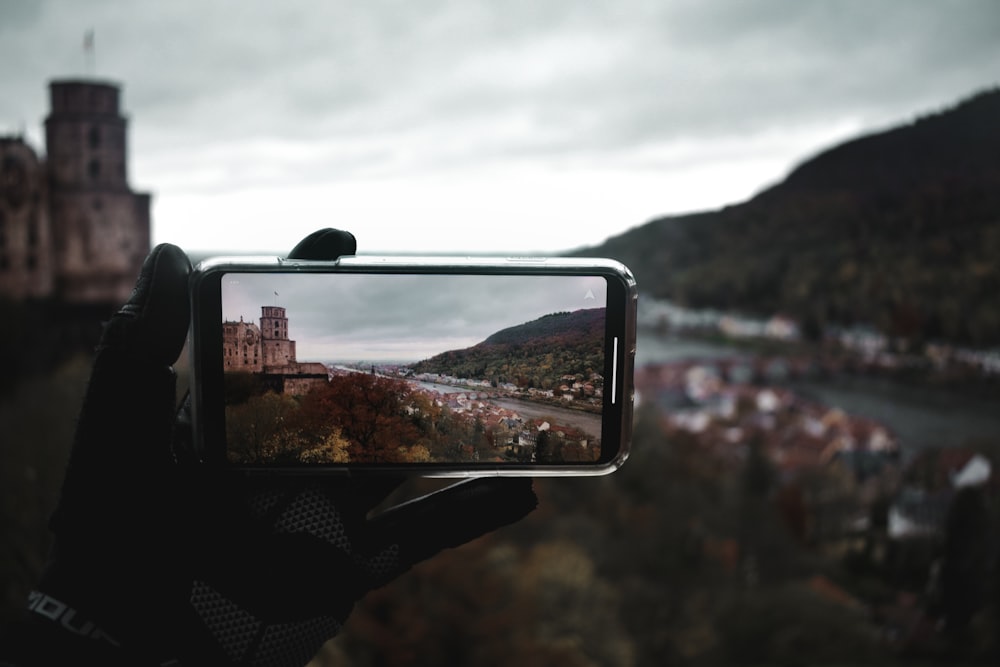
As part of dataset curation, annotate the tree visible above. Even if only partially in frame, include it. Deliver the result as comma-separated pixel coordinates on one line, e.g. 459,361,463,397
535,429,553,463
940,485,991,636
297,429,351,463
397,444,432,462
225,391,300,463
298,374,423,463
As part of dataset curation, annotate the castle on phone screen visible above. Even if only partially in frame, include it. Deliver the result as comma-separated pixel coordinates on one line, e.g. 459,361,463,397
222,305,327,394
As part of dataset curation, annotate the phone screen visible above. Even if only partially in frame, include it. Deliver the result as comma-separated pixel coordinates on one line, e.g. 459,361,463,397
216,271,619,468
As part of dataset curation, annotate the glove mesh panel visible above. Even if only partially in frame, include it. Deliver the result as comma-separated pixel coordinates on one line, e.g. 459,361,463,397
190,580,259,662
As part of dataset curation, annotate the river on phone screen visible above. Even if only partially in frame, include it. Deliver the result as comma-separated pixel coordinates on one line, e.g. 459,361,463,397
405,377,603,440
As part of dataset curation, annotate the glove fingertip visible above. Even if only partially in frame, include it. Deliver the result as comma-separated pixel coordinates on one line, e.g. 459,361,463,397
288,229,357,260
103,243,192,366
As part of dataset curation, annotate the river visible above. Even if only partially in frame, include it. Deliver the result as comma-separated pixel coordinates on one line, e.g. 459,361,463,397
333,365,605,439
636,330,1000,455
787,376,1000,455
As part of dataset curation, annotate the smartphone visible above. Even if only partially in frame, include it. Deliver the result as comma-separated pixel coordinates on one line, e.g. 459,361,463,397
189,255,636,476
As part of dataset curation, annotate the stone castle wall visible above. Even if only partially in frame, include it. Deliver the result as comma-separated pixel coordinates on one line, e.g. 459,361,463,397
0,79,149,304
222,306,327,396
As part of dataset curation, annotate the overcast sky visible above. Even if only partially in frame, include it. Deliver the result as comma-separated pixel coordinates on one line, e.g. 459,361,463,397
2,0,999,255
221,271,607,361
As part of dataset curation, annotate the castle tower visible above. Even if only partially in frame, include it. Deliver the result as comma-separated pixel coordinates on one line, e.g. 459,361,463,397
0,138,52,298
44,79,150,303
261,305,297,367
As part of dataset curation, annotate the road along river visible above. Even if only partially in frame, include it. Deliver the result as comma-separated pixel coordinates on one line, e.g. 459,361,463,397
490,397,604,439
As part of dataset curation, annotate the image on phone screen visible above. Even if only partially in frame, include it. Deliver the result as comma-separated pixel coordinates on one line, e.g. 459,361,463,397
219,272,611,467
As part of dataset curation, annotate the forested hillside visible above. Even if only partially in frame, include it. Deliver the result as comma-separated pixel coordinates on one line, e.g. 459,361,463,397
579,89,1000,346
412,308,605,389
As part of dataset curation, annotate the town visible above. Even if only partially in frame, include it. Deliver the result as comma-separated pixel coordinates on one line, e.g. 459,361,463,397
221,302,605,464
328,362,603,462
633,329,999,652
640,296,1000,381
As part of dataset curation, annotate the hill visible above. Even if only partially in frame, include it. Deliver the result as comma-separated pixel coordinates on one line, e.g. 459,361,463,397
577,89,1000,346
411,308,605,390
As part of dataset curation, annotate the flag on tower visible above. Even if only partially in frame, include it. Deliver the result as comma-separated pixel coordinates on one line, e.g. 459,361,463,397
83,29,96,76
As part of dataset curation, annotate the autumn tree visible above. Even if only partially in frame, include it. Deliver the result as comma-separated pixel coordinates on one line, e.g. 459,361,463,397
298,374,423,463
226,391,300,463
296,429,352,464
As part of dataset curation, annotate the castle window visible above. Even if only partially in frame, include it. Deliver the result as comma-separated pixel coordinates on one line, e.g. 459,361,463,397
88,159,101,180
88,126,101,149
27,255,37,271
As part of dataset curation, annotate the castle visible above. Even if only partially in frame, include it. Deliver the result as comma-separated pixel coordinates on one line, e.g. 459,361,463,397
0,79,150,303
223,305,328,395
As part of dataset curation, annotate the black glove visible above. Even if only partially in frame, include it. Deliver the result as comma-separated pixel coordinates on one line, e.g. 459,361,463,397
5,229,536,666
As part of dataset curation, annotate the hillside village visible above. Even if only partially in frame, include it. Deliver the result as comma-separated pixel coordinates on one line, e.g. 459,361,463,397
640,297,1000,381
634,348,998,650
330,363,601,461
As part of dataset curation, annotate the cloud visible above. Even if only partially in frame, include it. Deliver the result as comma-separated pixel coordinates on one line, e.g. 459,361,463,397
219,269,608,361
3,0,999,253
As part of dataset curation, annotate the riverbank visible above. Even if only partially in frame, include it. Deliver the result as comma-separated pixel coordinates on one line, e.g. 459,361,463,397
640,327,1000,398
637,329,1000,457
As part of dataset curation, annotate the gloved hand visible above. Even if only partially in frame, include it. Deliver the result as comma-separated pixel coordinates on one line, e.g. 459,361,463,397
8,229,536,666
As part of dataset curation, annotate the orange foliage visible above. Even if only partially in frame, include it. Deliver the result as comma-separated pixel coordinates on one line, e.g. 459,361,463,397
298,374,423,463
